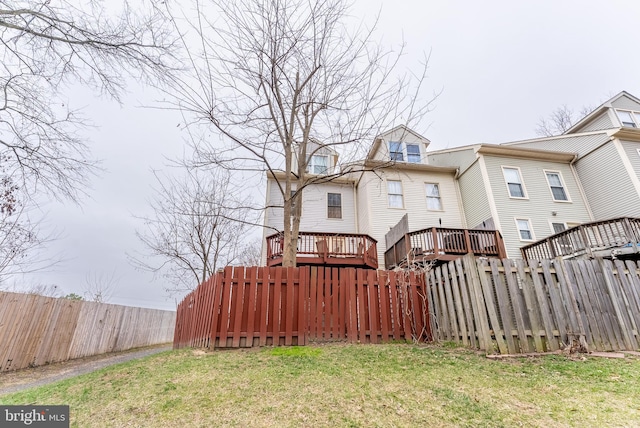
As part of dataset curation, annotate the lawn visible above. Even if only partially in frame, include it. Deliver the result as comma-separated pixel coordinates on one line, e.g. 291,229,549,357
2,343,640,427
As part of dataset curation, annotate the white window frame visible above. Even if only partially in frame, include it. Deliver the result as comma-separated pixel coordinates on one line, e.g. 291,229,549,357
549,221,568,234
502,166,528,199
387,180,404,209
543,170,571,202
388,142,404,162
308,154,329,174
615,109,640,128
327,192,342,219
425,183,443,211
406,144,421,163
515,218,535,242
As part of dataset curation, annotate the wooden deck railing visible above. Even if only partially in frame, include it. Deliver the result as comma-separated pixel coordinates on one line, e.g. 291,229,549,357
384,227,506,268
521,217,640,261
266,231,378,269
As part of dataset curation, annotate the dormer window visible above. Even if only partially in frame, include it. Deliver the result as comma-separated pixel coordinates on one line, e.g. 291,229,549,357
389,142,404,161
308,154,329,174
388,141,421,163
615,110,640,128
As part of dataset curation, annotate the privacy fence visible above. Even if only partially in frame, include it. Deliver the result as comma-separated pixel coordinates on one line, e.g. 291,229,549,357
173,266,430,349
0,292,176,372
429,255,640,354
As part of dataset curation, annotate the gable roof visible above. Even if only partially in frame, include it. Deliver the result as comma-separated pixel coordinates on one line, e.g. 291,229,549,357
565,91,640,134
366,125,430,161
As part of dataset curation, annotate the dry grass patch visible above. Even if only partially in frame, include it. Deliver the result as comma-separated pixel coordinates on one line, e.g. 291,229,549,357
2,344,640,427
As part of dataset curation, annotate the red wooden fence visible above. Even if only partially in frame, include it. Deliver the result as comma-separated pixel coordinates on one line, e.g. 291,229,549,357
173,266,430,349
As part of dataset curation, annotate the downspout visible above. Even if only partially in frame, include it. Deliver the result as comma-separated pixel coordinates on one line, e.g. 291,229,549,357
569,153,594,221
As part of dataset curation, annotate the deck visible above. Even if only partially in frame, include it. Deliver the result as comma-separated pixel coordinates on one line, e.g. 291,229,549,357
521,217,640,261
266,231,378,269
384,227,507,269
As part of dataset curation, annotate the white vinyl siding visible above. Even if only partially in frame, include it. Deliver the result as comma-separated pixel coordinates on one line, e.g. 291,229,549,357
544,171,570,202
264,178,356,234
578,142,640,218
502,166,527,199
428,147,478,172
425,183,442,210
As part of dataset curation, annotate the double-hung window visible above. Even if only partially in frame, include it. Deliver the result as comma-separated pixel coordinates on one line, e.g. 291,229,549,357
616,110,640,128
406,144,421,163
389,142,404,161
425,183,442,210
387,180,404,208
327,193,342,219
502,167,526,198
516,219,534,241
308,155,329,174
545,171,569,201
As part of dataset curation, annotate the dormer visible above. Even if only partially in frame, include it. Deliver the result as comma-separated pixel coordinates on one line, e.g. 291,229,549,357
366,125,430,164
292,138,339,175
565,91,640,134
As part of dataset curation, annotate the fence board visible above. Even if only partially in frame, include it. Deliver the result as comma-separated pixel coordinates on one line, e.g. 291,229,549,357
515,260,545,352
503,259,530,353
477,259,508,354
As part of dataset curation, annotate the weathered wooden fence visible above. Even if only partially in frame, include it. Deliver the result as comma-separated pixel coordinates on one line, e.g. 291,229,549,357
173,266,429,349
0,292,176,371
429,255,640,354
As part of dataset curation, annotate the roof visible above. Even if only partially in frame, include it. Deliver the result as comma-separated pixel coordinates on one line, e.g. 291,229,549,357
429,143,578,163
366,125,430,161
564,91,640,134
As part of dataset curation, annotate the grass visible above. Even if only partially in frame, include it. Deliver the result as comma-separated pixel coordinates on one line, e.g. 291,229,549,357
2,343,640,427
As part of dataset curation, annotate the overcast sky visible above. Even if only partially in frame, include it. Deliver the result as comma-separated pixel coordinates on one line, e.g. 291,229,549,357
15,0,640,310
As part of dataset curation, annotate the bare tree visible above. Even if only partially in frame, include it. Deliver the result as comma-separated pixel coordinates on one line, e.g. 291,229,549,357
535,104,593,137
162,0,436,266
133,167,257,294
1,0,174,278
83,270,118,303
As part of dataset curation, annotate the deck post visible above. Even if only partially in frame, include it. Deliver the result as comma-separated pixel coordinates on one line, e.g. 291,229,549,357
464,229,473,254
432,228,439,256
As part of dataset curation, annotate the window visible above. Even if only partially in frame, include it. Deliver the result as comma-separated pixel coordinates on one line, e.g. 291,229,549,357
502,167,526,198
327,193,342,219
516,219,534,241
406,144,421,163
616,110,638,128
389,142,404,161
552,222,567,234
545,171,569,201
308,155,329,174
425,183,442,210
387,180,403,208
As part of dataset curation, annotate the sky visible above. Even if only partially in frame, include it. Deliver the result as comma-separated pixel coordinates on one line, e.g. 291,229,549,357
11,0,640,310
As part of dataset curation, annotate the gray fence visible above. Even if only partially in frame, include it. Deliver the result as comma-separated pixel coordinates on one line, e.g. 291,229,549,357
428,255,640,354
0,292,176,371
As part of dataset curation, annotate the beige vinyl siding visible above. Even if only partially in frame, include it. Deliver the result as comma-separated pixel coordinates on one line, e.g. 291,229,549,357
580,112,615,132
612,95,640,111
457,162,491,228
359,169,463,268
504,132,610,158
482,155,592,258
264,179,357,234
576,143,640,218
372,128,429,162
427,147,478,172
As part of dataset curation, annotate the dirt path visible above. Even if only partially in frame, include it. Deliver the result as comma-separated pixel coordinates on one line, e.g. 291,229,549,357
0,344,172,396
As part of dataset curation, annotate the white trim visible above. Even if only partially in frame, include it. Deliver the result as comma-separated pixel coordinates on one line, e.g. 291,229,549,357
515,218,535,242
479,157,502,231
569,163,594,221
501,165,529,199
543,169,572,203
